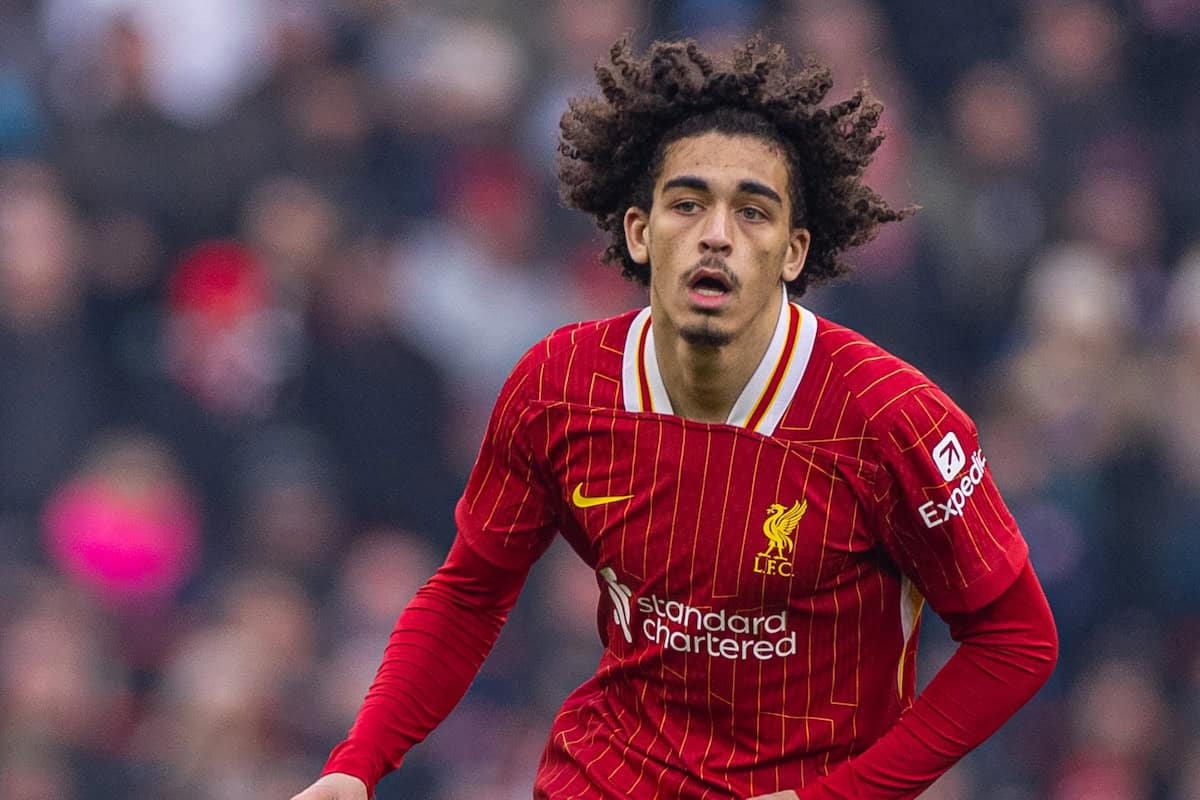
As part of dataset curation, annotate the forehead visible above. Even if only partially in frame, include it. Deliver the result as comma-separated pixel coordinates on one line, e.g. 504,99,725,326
656,132,791,195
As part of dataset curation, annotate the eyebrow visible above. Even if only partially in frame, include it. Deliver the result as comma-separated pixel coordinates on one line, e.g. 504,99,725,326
661,176,784,206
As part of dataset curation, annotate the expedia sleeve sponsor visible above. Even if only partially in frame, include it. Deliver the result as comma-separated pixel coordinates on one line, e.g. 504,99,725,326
874,387,1029,614
918,449,989,529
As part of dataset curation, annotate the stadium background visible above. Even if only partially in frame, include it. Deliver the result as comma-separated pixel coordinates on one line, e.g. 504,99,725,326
0,0,1198,797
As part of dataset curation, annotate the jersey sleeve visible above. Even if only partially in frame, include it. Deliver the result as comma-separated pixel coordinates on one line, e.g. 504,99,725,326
873,386,1028,614
454,350,560,572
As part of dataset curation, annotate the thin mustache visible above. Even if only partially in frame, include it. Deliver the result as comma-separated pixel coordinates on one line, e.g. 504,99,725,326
680,257,741,290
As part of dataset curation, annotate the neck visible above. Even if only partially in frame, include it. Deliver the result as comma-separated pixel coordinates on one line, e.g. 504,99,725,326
653,290,783,424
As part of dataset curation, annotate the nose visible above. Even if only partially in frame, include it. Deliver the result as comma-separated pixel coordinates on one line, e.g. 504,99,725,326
699,206,733,256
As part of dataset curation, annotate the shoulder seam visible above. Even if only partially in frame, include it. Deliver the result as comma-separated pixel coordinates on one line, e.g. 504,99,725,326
815,324,934,460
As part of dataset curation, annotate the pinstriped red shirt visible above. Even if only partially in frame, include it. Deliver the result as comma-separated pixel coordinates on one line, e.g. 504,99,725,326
455,291,1027,799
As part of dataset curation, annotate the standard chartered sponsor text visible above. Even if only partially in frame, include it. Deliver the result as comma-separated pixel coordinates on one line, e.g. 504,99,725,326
635,595,796,660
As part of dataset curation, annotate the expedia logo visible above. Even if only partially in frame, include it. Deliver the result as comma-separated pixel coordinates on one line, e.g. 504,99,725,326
932,432,966,481
919,449,988,528
752,500,806,577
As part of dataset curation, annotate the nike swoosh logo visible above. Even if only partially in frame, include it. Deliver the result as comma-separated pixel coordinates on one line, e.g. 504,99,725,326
572,484,634,508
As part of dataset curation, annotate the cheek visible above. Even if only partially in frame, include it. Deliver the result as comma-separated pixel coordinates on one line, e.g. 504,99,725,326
647,221,685,267
754,241,783,275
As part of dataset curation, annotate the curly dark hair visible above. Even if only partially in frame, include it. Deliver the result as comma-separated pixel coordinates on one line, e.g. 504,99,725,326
557,35,912,297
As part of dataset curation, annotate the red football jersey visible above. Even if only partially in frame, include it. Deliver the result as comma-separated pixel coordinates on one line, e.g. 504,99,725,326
456,292,1028,799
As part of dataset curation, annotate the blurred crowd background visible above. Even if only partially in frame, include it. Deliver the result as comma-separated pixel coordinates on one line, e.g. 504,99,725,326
0,0,1197,797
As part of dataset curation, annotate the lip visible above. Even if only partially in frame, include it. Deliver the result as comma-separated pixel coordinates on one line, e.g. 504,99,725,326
687,286,732,310
686,268,734,310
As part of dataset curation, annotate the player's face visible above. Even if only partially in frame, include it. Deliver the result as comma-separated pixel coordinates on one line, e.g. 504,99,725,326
624,132,810,349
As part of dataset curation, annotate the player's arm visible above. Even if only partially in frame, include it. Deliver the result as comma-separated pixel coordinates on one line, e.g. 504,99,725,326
780,557,1057,800
293,347,558,799
778,385,1056,798
291,534,531,799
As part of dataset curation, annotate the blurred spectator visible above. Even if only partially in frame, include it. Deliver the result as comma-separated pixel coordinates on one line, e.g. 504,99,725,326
227,425,343,589
241,174,341,311
1021,0,1139,192
0,163,85,334
130,570,316,799
303,237,459,535
523,0,646,168
0,163,102,556
1002,242,1143,471
161,175,334,422
325,529,438,648
783,0,920,283
361,10,530,224
522,540,604,715
1053,656,1169,799
919,60,1048,358
313,529,443,798
51,11,284,249
42,430,201,613
782,0,933,374
389,147,581,463
42,0,272,125
984,243,1146,645
1145,246,1200,615
1024,0,1126,101
233,7,375,210
39,430,201,680
0,570,132,798
163,240,295,420
365,11,528,139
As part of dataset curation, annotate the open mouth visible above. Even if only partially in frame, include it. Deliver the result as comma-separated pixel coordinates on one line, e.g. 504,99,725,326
688,270,732,297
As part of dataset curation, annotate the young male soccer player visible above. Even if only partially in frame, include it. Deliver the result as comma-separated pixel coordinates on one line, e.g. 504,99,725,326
293,36,1058,799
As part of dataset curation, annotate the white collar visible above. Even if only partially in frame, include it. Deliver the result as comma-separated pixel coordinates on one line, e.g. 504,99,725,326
621,288,817,435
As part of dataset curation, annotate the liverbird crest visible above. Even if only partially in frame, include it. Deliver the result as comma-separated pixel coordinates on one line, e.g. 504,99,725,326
758,500,807,560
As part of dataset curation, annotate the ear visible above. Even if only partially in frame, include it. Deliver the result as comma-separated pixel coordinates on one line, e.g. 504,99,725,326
782,227,811,283
624,206,651,265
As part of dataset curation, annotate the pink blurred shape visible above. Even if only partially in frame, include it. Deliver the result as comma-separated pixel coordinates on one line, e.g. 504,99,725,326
43,474,200,606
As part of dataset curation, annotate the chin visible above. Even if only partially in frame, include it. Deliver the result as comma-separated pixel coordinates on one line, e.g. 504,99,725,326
679,323,734,348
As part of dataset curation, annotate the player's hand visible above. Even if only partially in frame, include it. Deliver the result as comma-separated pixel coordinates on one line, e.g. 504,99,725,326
289,772,368,800
746,792,800,800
